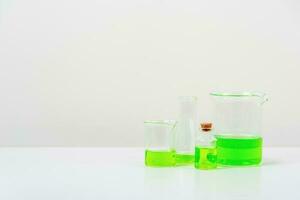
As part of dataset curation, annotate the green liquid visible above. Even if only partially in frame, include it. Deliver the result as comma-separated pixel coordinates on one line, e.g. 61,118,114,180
175,153,194,165
216,135,263,166
194,146,217,169
145,150,175,167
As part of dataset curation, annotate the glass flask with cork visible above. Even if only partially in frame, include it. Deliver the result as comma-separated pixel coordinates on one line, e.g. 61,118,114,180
195,123,217,170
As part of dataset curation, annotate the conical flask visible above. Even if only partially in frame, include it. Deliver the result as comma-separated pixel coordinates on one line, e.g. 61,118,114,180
174,96,198,165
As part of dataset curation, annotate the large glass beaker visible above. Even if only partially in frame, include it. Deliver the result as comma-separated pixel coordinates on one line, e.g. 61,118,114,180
210,92,268,166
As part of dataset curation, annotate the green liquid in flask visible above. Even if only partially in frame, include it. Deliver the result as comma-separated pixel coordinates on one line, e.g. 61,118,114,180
175,153,194,165
216,135,263,166
145,150,175,167
194,146,217,169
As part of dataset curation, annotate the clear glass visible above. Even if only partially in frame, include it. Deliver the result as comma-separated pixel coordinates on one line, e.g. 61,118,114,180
210,92,268,166
174,96,198,165
144,120,176,167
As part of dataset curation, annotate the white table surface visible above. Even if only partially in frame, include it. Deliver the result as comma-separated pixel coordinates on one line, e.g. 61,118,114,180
0,147,299,200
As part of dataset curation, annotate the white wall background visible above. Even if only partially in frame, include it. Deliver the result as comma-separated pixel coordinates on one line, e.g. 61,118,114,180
0,0,299,146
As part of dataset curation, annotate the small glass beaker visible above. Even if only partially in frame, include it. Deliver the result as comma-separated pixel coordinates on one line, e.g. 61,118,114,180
144,120,177,167
210,92,268,166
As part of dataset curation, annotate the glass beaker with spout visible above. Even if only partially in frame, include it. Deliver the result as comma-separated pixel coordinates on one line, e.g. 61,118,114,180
144,120,177,167
210,92,268,166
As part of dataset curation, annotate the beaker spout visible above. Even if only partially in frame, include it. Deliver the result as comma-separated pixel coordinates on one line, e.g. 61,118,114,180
260,93,269,105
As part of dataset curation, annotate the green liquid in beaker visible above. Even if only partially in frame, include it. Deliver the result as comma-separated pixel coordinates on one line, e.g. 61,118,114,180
175,153,194,165
216,135,263,166
194,146,217,169
145,150,175,167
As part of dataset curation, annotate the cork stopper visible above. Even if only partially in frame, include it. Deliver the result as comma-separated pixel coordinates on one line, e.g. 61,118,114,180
200,123,212,132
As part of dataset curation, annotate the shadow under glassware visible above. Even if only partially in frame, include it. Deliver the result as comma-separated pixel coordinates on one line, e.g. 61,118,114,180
193,167,262,199
143,167,178,199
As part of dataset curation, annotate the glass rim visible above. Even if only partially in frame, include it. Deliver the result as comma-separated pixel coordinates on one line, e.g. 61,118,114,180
178,96,198,101
144,120,176,126
210,92,266,98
